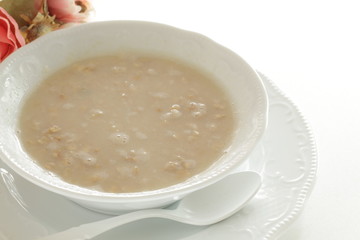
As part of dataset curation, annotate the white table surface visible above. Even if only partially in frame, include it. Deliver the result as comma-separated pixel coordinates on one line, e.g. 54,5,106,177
91,0,360,239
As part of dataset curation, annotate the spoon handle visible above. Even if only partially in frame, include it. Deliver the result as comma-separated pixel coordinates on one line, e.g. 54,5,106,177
37,208,171,240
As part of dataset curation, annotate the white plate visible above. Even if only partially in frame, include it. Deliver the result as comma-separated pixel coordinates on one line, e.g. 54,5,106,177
0,73,317,240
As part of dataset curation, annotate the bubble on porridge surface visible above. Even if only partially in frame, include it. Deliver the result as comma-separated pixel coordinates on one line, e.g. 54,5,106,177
171,109,182,117
73,151,97,166
120,148,149,162
128,149,137,159
129,83,137,91
166,130,178,139
161,108,182,120
89,108,104,118
171,104,181,110
188,102,207,118
112,65,127,73
62,152,75,165
110,132,129,144
164,161,183,172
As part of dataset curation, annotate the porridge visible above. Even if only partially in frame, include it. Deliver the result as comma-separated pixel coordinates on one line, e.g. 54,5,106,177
18,53,235,193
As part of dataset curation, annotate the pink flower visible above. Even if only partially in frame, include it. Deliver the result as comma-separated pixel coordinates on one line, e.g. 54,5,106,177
0,7,25,62
46,0,91,23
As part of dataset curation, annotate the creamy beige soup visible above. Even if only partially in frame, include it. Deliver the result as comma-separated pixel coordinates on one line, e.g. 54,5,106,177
19,53,235,193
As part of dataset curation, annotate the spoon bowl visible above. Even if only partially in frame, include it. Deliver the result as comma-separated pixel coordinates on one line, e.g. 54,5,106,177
38,171,261,240
173,171,261,225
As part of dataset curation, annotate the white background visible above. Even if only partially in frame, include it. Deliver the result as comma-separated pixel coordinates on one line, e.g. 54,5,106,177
91,0,360,239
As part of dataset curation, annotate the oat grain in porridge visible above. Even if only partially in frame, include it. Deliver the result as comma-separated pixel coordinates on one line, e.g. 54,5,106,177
18,53,235,193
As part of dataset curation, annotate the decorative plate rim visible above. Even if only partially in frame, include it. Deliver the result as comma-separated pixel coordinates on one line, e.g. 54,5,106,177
257,72,318,240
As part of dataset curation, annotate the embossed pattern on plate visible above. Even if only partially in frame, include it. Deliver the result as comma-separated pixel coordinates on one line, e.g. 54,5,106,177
182,73,317,240
0,74,317,240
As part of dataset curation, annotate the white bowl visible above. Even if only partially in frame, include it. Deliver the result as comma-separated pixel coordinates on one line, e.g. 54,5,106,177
0,21,268,214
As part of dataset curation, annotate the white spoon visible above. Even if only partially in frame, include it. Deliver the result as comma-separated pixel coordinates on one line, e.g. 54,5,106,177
38,171,261,240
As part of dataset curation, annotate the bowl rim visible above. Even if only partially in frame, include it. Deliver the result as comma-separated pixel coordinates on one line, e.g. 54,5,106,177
0,20,268,203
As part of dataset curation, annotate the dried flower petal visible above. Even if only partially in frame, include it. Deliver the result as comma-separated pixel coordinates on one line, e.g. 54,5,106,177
47,0,92,23
21,12,60,43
